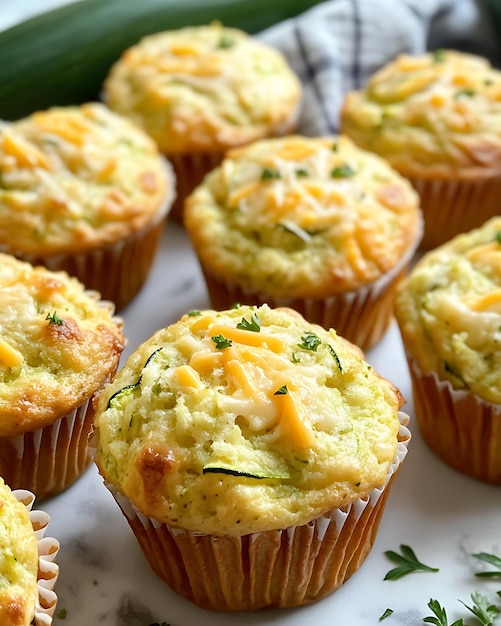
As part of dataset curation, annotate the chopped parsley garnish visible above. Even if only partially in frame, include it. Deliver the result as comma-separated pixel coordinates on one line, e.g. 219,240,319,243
291,351,300,363
433,49,446,63
236,312,261,332
473,552,501,578
455,88,476,98
379,608,394,621
231,302,242,309
460,591,499,625
218,35,235,49
211,334,232,350
295,168,309,177
331,164,355,178
495,231,501,244
56,608,68,620
423,599,462,626
45,311,63,325
187,310,201,316
384,544,439,580
297,332,321,352
261,168,281,181
331,142,338,151
327,344,343,372
274,384,288,395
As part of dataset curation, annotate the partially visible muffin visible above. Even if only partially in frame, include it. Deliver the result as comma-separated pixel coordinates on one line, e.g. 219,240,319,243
185,134,422,350
0,102,174,309
93,304,410,610
0,478,59,626
103,22,302,222
341,50,501,249
395,217,501,483
0,253,124,499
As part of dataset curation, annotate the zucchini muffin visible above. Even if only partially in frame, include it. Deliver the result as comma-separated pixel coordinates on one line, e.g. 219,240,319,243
0,479,59,626
93,304,410,611
395,217,501,483
0,102,174,309
184,134,422,351
0,253,124,500
103,22,301,223
341,49,501,249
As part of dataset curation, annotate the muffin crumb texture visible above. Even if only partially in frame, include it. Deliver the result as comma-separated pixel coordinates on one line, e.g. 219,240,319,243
95,304,403,536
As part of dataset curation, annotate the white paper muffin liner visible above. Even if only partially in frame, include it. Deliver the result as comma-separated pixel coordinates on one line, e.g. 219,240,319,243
13,490,60,626
407,174,501,250
104,412,410,611
0,295,123,500
0,158,176,311
407,355,501,484
200,223,422,352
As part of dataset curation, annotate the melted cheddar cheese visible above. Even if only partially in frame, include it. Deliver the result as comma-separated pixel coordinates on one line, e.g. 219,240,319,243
395,217,501,403
184,135,422,297
0,253,124,436
0,103,171,256
94,304,403,536
341,50,501,177
103,23,301,154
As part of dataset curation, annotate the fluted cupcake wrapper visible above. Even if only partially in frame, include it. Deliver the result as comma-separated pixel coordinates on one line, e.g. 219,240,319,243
200,230,421,352
0,295,123,501
0,159,175,311
407,174,501,251
407,355,501,484
106,413,410,612
13,490,60,626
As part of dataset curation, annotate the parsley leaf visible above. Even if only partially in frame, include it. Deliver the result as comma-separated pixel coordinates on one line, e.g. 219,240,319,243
298,332,322,352
384,545,439,580
261,168,281,181
295,168,309,177
379,608,394,621
460,591,499,626
327,344,343,372
187,310,201,317
218,35,235,49
274,384,288,395
211,334,232,350
236,313,261,332
433,49,446,63
331,164,355,178
473,553,501,578
45,311,63,325
495,231,501,245
423,599,463,626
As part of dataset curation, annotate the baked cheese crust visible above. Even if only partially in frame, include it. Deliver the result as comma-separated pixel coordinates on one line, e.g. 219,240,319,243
0,254,124,436
0,103,171,256
94,304,403,535
184,135,421,297
103,23,302,154
395,217,501,404
341,50,501,179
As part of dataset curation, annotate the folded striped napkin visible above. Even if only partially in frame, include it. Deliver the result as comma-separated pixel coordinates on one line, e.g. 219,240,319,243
258,0,501,136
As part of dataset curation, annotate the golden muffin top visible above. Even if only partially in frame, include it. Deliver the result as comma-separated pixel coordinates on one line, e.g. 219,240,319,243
395,217,501,404
341,50,501,178
0,478,39,626
0,103,172,256
103,23,302,154
94,304,404,536
0,254,124,436
184,135,422,297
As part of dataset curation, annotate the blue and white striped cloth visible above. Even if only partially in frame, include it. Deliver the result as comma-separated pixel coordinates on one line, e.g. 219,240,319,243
258,0,501,136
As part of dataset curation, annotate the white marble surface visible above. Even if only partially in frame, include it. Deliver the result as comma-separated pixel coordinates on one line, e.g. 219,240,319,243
2,2,501,625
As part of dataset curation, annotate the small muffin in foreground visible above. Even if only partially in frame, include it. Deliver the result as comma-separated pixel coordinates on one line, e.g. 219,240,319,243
184,134,422,351
341,49,501,249
0,102,175,310
395,217,501,484
93,304,409,611
0,478,59,625
103,23,302,223
0,253,124,500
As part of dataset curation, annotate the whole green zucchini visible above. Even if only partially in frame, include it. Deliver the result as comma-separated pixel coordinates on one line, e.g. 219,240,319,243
0,0,322,120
